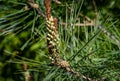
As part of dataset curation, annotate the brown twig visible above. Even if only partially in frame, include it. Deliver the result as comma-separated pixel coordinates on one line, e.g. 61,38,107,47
60,22,94,27
45,0,51,19
23,64,32,81
53,0,61,5
27,0,46,18
92,0,98,20
79,13,93,23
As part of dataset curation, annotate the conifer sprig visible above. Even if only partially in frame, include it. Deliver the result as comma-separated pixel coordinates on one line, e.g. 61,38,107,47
45,0,95,80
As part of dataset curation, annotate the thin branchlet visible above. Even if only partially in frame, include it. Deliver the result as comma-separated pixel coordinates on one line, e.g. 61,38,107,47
98,26,120,45
28,0,46,18
23,64,32,81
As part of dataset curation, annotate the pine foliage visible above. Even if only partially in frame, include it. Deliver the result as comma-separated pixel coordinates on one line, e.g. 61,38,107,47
0,0,120,81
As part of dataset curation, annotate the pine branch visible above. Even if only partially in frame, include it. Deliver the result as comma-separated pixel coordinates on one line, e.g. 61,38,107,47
45,0,95,80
